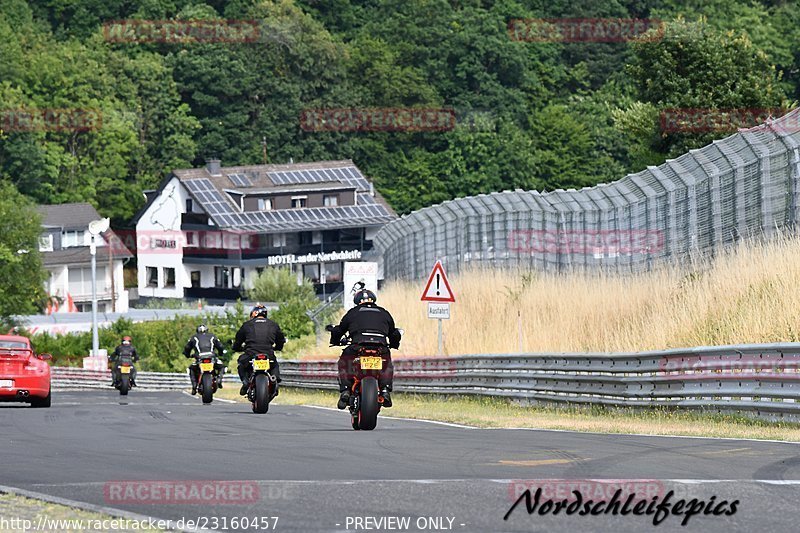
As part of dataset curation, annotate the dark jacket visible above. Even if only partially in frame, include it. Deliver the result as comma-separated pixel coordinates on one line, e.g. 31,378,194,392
233,317,286,356
112,344,138,362
331,303,402,348
183,332,225,359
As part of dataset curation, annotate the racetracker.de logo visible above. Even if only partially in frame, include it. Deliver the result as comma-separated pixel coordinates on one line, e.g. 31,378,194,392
507,18,663,43
114,230,260,256
659,108,797,134
103,19,262,44
104,480,259,504
0,108,102,133
507,230,664,255
659,353,800,380
299,108,457,132
508,479,665,506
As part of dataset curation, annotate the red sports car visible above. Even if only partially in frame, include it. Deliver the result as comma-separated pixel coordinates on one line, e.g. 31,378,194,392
0,335,52,407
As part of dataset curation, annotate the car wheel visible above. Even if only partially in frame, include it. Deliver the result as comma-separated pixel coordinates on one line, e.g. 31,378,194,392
31,391,51,408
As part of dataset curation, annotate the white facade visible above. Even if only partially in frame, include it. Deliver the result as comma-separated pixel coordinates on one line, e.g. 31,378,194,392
136,177,192,299
45,260,129,313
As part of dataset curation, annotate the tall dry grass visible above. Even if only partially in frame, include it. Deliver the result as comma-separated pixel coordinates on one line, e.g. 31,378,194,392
373,236,800,356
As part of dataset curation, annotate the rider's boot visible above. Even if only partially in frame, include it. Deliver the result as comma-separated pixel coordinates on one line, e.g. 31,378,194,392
380,387,392,408
337,390,351,410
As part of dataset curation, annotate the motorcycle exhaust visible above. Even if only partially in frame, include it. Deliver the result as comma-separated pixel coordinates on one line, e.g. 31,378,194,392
16,390,29,397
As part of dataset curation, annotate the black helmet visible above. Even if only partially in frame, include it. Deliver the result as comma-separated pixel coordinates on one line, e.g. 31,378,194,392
196,324,208,334
353,289,377,306
250,304,268,319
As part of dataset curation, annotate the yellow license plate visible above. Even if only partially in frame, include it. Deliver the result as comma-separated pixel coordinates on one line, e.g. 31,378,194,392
360,356,383,370
253,359,270,371
199,363,214,372
120,366,131,374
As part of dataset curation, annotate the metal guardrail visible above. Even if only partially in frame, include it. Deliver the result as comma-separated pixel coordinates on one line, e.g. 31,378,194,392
51,343,800,422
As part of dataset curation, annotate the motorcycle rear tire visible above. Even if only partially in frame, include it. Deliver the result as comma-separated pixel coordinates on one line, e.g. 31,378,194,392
120,375,130,396
252,373,270,414
201,373,214,404
358,377,379,430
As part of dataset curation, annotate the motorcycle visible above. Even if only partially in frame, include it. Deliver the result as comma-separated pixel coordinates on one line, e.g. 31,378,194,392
194,353,223,404
327,326,390,431
246,354,277,414
114,355,136,396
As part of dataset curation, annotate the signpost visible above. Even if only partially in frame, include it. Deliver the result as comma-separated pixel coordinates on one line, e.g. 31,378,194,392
420,261,455,355
343,262,378,310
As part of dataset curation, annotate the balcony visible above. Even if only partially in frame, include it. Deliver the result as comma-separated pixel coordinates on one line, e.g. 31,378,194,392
182,239,373,261
181,213,210,226
184,287,244,302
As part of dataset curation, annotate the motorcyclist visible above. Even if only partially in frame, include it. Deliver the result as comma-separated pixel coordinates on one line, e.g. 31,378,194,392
233,304,286,396
329,289,401,409
110,336,139,387
183,324,227,395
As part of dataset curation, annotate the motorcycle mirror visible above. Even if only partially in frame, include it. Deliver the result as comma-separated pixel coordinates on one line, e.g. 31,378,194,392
37,353,52,361
397,329,405,336
325,325,334,332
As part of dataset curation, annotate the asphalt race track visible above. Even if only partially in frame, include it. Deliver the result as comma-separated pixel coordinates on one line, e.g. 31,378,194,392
2,391,800,532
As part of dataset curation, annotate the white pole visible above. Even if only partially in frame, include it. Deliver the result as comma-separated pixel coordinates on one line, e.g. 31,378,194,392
91,235,98,357
437,318,443,355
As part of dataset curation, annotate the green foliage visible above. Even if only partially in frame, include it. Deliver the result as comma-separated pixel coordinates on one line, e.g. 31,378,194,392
249,267,321,338
22,301,250,371
0,182,47,319
621,18,790,161
2,0,800,219
249,267,307,302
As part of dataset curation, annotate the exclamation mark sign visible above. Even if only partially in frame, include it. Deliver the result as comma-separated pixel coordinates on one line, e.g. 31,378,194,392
436,273,440,295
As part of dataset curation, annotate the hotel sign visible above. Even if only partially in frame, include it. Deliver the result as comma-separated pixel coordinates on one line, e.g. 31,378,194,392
267,249,362,266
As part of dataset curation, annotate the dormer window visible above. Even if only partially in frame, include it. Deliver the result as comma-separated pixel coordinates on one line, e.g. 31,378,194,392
291,196,307,209
323,194,339,207
258,198,273,211
39,234,53,252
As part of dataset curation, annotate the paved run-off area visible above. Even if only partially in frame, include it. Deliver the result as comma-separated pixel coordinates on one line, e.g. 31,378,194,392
2,391,800,532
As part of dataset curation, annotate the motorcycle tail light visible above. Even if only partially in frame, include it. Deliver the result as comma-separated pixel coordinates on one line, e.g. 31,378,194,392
202,358,211,363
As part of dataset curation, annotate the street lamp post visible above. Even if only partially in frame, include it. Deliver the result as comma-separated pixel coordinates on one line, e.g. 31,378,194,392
88,218,110,357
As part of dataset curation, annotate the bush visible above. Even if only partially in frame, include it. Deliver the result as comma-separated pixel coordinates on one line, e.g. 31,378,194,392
249,268,308,302
250,268,323,339
21,301,251,371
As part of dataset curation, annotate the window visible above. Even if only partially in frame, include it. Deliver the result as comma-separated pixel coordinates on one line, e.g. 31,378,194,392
303,263,320,283
186,232,197,247
214,266,230,288
190,271,201,288
291,196,307,209
322,230,341,243
62,231,83,248
298,232,313,245
69,266,108,296
163,267,176,288
323,261,343,283
186,198,193,212
258,198,273,211
39,234,53,252
269,233,286,248
323,194,339,207
146,267,158,287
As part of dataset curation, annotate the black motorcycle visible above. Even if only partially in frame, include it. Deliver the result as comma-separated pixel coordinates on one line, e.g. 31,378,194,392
327,326,390,431
194,353,223,404
247,354,277,413
113,355,136,396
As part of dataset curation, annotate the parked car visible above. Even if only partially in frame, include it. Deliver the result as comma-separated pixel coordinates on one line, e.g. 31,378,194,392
0,335,52,407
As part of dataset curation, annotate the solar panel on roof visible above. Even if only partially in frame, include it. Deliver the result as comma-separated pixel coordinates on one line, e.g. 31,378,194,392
229,173,251,187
